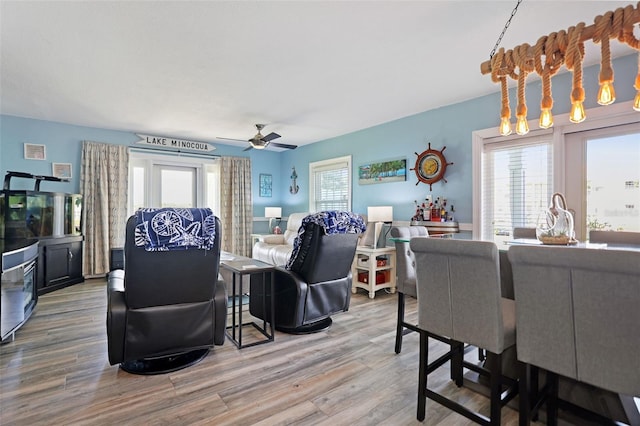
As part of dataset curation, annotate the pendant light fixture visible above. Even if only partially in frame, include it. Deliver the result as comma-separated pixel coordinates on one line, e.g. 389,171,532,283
482,2,640,135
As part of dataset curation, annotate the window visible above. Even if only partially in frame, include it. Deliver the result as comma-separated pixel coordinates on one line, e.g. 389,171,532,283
158,165,197,208
473,101,639,242
478,133,553,244
129,150,220,215
565,122,640,237
309,155,352,212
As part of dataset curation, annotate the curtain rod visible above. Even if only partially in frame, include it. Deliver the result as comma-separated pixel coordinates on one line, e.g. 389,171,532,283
129,146,221,159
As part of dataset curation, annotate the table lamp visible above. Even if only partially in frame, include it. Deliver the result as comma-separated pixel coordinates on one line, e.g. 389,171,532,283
367,206,393,248
265,207,282,234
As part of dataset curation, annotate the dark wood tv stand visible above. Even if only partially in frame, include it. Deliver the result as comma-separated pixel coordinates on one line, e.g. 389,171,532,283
36,236,84,295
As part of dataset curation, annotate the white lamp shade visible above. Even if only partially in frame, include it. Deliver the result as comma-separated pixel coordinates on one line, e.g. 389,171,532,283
265,207,282,218
367,206,393,223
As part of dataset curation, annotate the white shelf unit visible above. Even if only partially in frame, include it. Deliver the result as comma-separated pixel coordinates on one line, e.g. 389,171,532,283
351,246,396,299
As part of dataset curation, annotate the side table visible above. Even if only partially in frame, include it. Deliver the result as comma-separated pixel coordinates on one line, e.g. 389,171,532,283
220,252,275,349
351,246,396,299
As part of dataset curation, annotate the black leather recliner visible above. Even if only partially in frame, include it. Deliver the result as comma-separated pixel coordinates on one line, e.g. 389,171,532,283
107,213,227,374
250,217,361,333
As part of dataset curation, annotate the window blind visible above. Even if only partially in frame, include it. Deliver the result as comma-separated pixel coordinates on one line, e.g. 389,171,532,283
310,158,350,212
481,135,553,241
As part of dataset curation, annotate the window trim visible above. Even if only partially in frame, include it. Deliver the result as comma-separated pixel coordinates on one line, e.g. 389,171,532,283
472,100,638,239
308,155,352,213
128,149,220,215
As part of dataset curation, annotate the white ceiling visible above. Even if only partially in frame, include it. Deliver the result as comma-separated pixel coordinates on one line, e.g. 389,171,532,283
1,1,637,150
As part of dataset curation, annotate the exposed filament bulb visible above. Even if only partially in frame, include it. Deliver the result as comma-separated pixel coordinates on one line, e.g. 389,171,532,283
499,117,512,136
570,101,586,123
516,116,529,135
597,81,616,106
539,108,553,129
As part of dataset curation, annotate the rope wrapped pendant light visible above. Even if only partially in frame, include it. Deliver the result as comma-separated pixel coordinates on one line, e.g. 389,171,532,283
534,32,563,128
482,2,640,136
566,23,587,123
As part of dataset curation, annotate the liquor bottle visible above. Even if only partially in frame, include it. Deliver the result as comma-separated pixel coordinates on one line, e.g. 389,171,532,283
412,200,421,222
432,198,440,220
423,204,431,221
440,198,447,222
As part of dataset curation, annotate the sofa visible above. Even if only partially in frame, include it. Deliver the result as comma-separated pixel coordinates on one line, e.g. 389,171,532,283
252,212,309,265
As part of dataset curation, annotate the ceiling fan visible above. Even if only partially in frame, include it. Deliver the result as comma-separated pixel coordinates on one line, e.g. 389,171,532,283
217,124,297,151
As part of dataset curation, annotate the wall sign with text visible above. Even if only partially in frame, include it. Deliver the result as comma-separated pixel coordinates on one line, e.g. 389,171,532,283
135,134,216,153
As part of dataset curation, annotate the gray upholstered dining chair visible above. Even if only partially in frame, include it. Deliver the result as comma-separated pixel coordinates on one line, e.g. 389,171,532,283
508,245,640,425
588,230,640,246
512,227,537,239
389,225,428,354
410,238,518,425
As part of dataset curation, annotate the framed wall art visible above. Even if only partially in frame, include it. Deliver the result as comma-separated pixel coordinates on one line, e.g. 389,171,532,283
24,143,46,160
358,158,406,185
52,163,72,179
259,173,272,197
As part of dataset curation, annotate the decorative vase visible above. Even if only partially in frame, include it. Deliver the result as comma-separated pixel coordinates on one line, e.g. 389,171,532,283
536,192,576,245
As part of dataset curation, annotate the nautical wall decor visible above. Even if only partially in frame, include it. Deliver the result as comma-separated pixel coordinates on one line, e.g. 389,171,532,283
289,167,299,194
411,143,453,190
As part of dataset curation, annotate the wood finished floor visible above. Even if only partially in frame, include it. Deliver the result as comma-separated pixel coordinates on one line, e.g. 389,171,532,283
1,278,535,426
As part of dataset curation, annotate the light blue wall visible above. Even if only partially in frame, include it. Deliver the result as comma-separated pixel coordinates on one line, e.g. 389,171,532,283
282,54,639,222
0,117,285,216
1,118,134,193
1,54,637,224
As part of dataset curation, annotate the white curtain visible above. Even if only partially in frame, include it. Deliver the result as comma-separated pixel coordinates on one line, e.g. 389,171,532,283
220,156,253,257
80,141,129,276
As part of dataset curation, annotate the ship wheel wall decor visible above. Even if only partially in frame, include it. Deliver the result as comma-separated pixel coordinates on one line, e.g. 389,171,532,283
411,143,454,190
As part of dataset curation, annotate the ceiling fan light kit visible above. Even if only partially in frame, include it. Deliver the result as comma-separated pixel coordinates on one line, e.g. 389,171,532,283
481,1,640,136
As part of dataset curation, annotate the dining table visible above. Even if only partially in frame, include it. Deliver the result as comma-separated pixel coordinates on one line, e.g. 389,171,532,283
389,232,640,424
392,233,640,300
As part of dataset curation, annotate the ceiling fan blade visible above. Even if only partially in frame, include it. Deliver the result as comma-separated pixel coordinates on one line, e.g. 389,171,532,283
216,137,250,143
269,142,297,150
261,132,281,142
243,145,253,151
